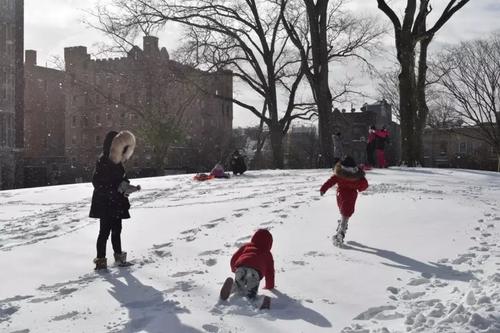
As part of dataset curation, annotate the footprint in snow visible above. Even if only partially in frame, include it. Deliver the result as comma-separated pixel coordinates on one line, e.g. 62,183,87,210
199,249,223,256
260,221,275,226
171,270,206,278
304,251,327,257
353,305,397,320
51,311,80,322
202,258,217,267
152,242,173,249
153,250,171,258
202,324,220,332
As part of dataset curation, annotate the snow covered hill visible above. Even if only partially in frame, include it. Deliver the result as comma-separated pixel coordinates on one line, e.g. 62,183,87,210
0,168,499,333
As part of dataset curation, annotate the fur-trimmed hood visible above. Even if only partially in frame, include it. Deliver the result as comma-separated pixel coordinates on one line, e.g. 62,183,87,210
109,130,136,164
333,162,365,180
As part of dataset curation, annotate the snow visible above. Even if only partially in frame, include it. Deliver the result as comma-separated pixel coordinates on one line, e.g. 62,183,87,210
0,167,499,333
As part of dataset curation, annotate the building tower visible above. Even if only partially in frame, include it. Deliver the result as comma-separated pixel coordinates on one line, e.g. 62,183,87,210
0,0,23,189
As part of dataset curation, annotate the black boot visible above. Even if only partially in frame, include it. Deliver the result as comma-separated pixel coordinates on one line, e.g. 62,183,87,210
93,257,107,270
114,252,127,265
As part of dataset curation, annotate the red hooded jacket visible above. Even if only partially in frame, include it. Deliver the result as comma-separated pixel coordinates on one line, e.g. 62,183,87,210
320,164,369,217
230,229,275,289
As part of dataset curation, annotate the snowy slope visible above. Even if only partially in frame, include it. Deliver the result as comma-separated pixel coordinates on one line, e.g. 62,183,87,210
0,168,499,333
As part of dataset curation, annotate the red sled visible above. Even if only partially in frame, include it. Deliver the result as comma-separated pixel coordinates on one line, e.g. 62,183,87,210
193,173,215,181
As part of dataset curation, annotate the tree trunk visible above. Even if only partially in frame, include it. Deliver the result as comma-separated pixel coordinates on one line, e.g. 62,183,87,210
415,37,431,165
398,42,418,167
317,96,333,167
305,0,334,167
269,125,284,169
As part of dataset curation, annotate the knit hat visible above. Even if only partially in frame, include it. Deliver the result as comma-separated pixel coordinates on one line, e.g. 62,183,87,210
341,156,356,168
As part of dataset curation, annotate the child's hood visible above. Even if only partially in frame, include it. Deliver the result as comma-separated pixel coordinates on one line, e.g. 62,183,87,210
250,229,273,251
334,163,365,180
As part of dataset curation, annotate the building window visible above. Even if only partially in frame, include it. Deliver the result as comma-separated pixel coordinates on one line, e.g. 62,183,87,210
72,135,77,145
72,115,77,128
95,135,101,147
439,142,447,156
95,114,101,126
458,142,466,153
120,93,126,105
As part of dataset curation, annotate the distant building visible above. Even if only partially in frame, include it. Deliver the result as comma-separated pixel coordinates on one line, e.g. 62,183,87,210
23,36,233,186
331,100,400,166
0,0,23,189
23,50,67,186
423,127,497,170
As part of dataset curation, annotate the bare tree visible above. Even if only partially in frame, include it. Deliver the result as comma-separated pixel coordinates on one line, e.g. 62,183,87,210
282,0,384,166
435,34,500,171
93,0,316,169
376,0,470,166
377,65,462,128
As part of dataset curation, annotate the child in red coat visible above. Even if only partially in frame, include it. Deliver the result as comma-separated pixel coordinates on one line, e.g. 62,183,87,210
220,229,274,308
320,156,368,246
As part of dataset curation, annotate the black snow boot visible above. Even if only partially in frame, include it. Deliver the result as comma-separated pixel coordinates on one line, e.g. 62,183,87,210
114,252,127,265
93,257,107,270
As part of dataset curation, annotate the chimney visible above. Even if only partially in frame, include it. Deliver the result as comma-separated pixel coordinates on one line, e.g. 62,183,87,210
25,50,37,67
143,36,159,55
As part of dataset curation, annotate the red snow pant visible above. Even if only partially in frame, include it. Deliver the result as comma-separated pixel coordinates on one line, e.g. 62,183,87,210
376,149,386,168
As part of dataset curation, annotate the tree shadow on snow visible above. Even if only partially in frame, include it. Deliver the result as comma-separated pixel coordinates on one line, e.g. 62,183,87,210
344,241,476,282
104,270,201,333
268,289,332,328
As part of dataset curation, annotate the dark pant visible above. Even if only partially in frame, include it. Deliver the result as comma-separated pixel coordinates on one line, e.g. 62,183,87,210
96,217,122,258
366,143,376,166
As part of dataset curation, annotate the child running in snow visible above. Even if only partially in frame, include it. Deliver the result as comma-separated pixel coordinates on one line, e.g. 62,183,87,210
320,156,368,246
219,229,275,309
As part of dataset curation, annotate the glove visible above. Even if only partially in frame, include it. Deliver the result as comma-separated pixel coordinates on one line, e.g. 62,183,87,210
124,184,141,196
117,180,130,194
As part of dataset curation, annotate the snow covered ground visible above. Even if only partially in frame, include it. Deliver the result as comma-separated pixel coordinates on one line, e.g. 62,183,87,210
0,168,499,333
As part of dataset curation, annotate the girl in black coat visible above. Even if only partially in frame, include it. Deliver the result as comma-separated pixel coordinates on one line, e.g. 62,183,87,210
90,130,139,269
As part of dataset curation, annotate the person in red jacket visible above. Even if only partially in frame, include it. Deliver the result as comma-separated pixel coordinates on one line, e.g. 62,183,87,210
220,229,275,307
320,156,369,246
374,127,390,168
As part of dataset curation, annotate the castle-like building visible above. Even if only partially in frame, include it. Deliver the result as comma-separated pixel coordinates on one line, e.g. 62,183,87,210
23,36,233,186
0,0,24,189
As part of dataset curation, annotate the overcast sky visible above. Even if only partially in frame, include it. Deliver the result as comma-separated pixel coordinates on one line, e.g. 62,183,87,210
25,0,500,127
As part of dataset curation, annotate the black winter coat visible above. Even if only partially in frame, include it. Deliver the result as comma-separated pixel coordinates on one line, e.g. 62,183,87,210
230,155,247,174
89,156,131,219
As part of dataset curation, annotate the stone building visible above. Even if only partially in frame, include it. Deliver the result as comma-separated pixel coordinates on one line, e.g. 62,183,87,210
0,0,23,189
331,100,400,166
23,36,233,185
423,127,498,170
23,50,67,186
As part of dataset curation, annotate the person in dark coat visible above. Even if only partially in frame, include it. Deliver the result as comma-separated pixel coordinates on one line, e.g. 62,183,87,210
320,156,369,246
90,130,140,269
332,132,344,165
219,229,275,308
230,150,247,175
365,125,376,168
